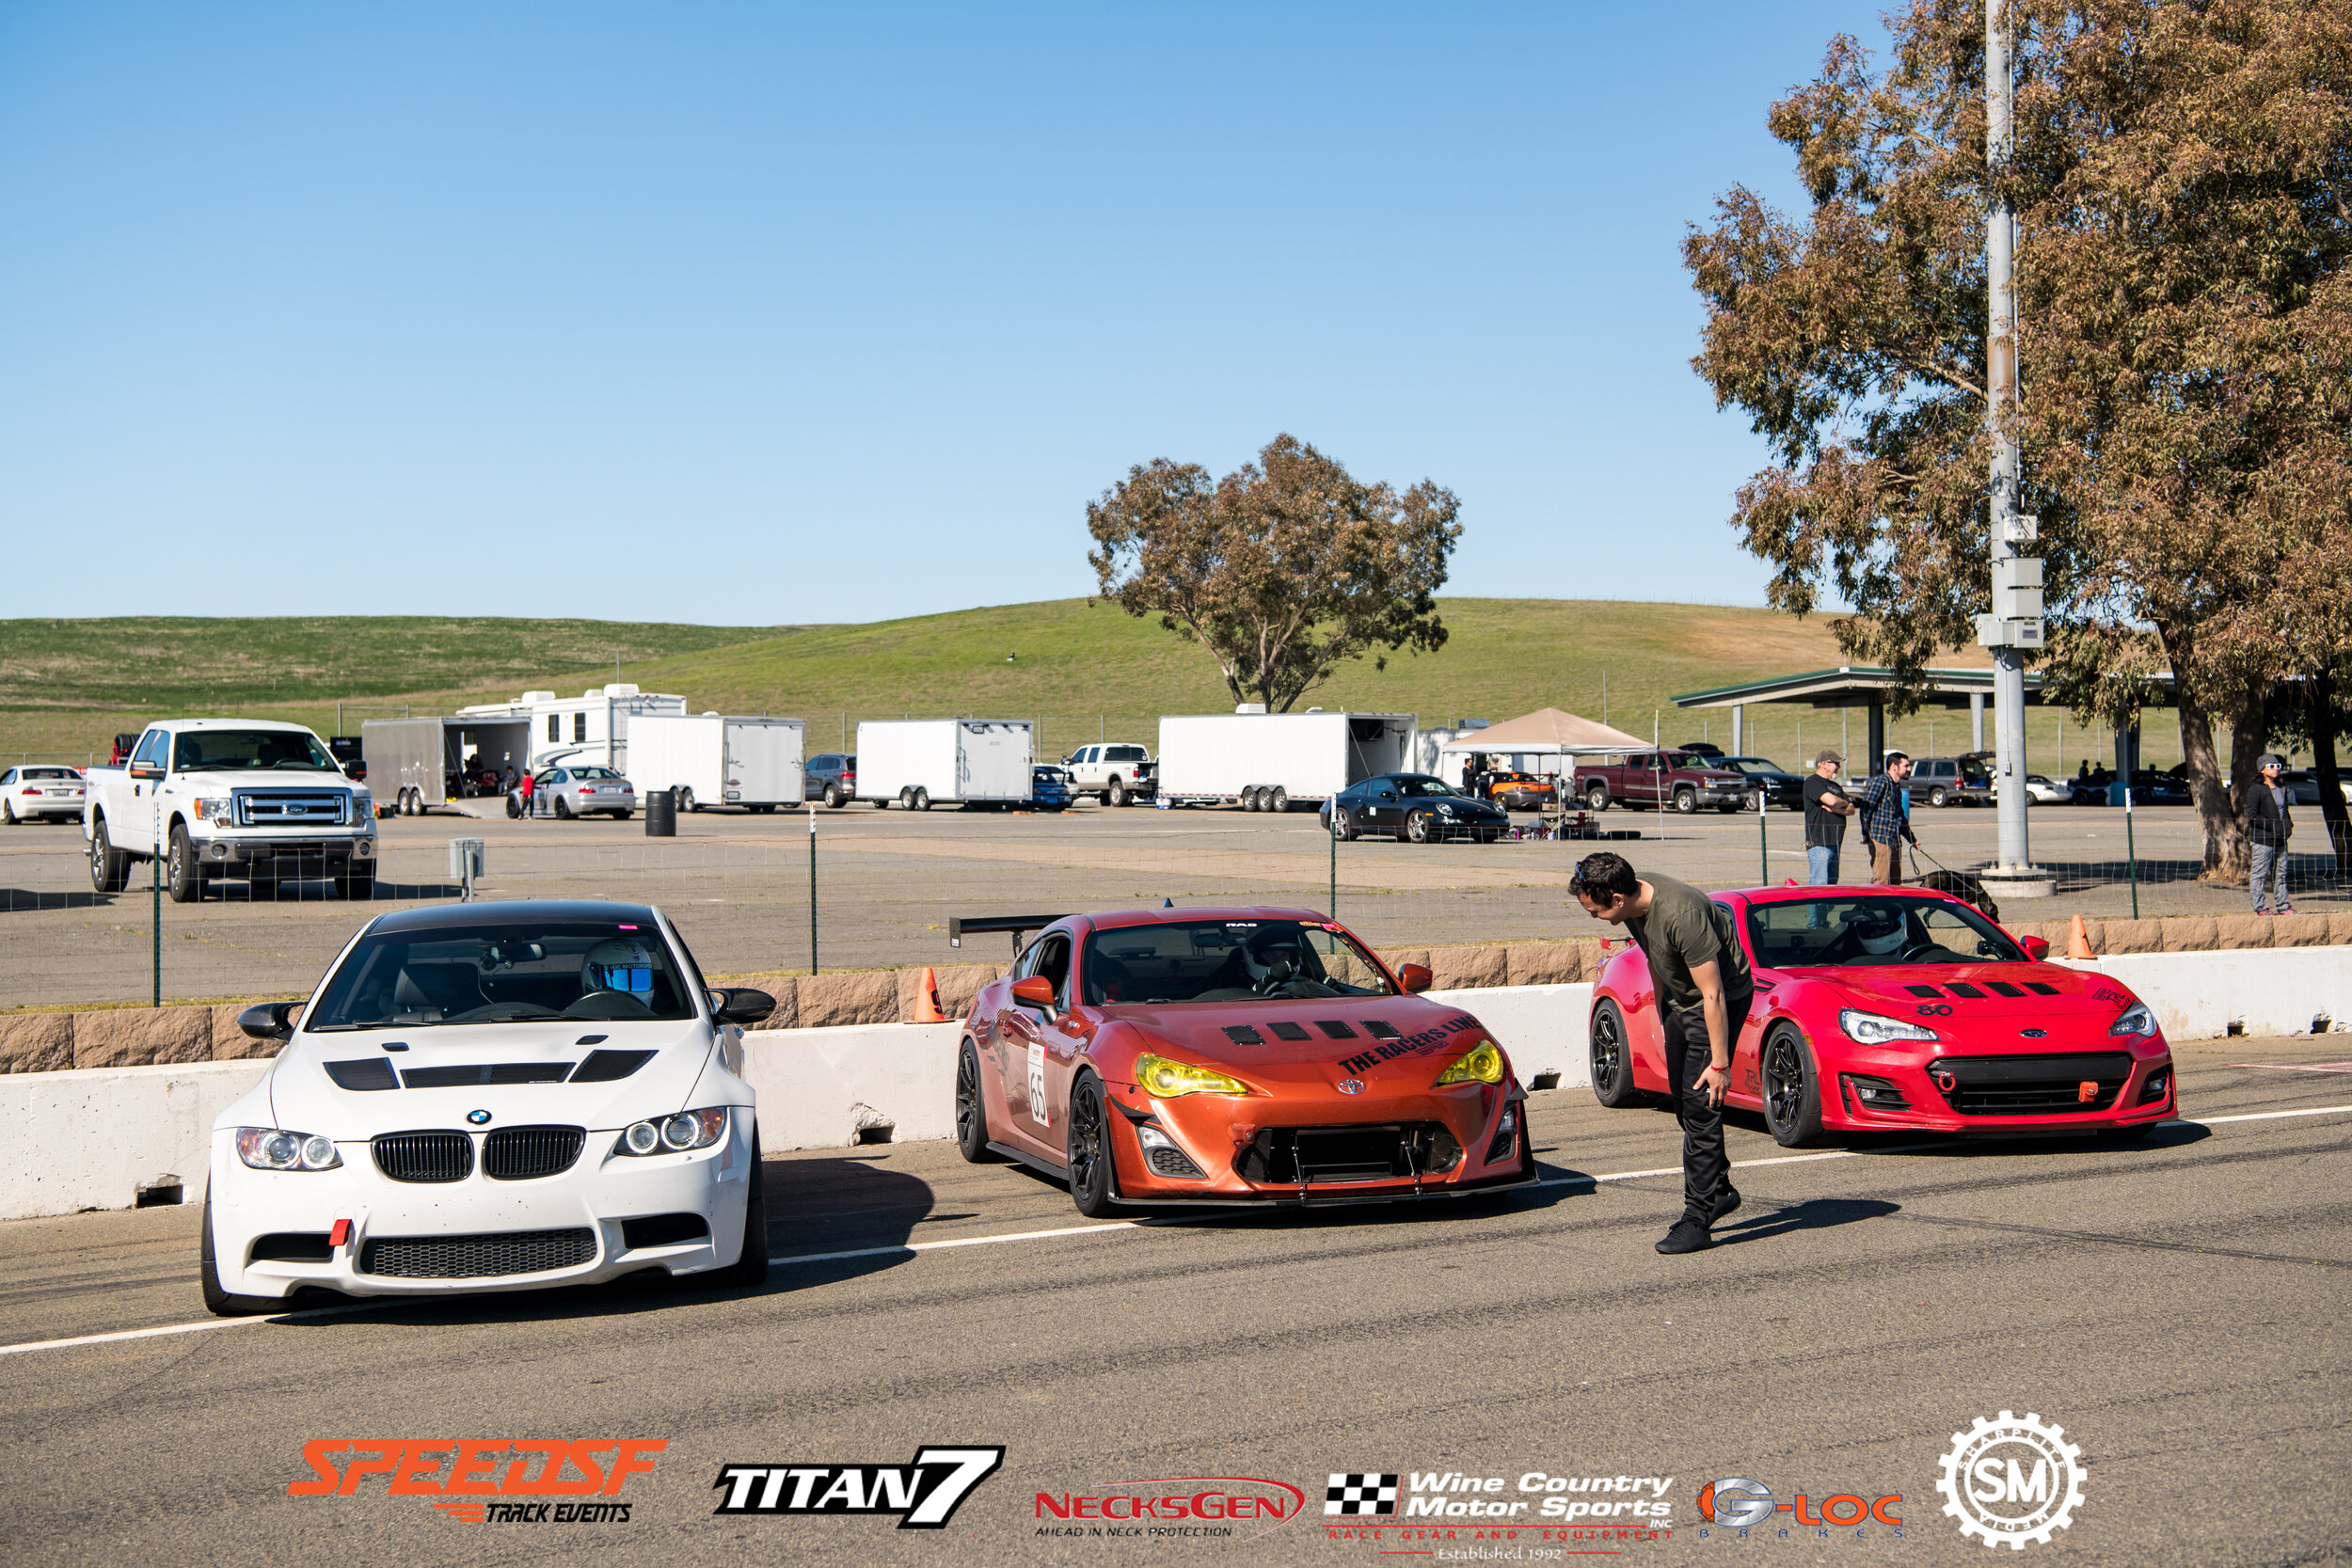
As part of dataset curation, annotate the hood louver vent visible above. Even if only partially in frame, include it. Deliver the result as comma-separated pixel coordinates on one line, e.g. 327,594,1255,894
1267,1021,1311,1041
325,1058,399,1091
1363,1020,1401,1039
1222,1025,1263,1045
569,1049,657,1083
401,1063,574,1089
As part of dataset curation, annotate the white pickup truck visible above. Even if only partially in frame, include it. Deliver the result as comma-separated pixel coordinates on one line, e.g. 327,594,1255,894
1060,742,1157,805
85,719,378,901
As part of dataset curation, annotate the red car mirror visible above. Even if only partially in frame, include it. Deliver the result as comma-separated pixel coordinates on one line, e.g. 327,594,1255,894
2019,935,2051,960
1010,975,1057,1008
1396,963,1433,993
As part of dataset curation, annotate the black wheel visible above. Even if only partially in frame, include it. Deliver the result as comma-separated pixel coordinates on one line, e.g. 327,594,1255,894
824,784,845,808
336,866,375,900
1586,784,1611,811
1268,786,1289,814
678,787,697,813
615,810,632,821
1406,810,1434,844
710,1134,769,1288
1333,806,1358,842
898,787,914,809
1760,1025,1823,1147
1242,787,1261,812
1930,786,1949,808
505,794,521,818
1106,776,1126,807
1066,1073,1118,1217
88,816,130,894
1673,787,1698,814
167,824,200,903
403,789,420,816
1,799,14,825
913,786,930,811
1590,997,1644,1107
955,1039,1001,1162
554,796,573,819
199,1194,284,1317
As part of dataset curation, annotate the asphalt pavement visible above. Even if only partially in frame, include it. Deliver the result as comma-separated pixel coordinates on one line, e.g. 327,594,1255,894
1,1036,2345,1566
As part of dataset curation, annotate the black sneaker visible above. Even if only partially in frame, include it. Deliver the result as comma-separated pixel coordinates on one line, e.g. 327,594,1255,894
1656,1218,1714,1255
1709,1188,1741,1224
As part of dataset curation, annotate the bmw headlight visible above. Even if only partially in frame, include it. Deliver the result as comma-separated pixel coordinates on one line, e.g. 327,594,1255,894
1839,1009,1941,1045
613,1107,727,1156
235,1127,342,1171
1433,1040,1504,1085
1134,1053,1252,1098
2109,1001,2155,1037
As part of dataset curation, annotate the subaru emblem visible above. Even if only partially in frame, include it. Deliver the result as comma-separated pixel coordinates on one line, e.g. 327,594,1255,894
1337,1079,1365,1095
467,1109,492,1125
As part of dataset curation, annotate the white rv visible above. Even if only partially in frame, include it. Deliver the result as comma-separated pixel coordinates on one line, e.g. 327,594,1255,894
854,720,1034,809
627,714,806,814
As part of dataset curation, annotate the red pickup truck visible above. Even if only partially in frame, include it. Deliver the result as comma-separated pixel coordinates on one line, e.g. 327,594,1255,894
1573,750,1755,814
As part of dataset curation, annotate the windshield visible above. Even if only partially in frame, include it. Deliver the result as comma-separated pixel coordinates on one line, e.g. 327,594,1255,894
23,768,76,780
571,766,621,780
1082,918,1398,1005
307,918,698,1029
1745,896,2025,970
1728,758,1784,775
173,730,335,771
1391,775,1461,798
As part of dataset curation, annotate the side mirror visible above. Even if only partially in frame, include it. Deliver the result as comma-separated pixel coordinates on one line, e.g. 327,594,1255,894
1010,975,1057,1010
130,763,165,781
709,987,776,1025
2019,935,2051,961
1396,963,1433,994
239,1001,302,1041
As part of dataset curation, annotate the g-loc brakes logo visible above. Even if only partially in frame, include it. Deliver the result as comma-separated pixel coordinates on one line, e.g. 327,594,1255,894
1936,1410,2085,1549
1697,1477,1902,1532
290,1439,662,1524
713,1446,1004,1529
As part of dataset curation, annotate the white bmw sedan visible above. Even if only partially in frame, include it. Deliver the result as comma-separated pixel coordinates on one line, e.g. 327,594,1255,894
202,899,773,1315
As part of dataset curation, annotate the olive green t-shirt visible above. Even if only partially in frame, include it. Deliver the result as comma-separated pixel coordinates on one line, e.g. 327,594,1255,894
1625,873,1754,1013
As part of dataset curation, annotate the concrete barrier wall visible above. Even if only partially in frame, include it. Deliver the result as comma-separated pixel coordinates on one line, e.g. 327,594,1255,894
8,948,2345,1223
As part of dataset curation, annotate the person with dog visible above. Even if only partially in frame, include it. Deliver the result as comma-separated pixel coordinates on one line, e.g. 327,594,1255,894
2247,752,2295,914
1855,751,1917,884
1571,851,1751,1255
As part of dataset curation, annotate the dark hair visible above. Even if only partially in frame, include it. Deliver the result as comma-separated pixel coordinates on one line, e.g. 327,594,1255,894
1883,750,1911,768
1570,851,1638,906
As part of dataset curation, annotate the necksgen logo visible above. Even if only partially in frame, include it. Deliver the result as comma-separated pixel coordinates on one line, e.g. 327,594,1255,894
290,1439,664,1524
713,1447,1005,1529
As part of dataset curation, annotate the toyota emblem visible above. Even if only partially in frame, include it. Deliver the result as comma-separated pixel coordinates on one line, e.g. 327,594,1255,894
1336,1079,1365,1095
466,1109,492,1125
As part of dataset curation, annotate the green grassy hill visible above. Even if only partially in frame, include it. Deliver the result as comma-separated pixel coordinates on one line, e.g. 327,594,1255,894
0,599,2147,771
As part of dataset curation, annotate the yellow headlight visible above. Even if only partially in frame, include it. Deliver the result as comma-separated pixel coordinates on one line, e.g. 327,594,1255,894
1433,1040,1503,1086
1134,1053,1252,1098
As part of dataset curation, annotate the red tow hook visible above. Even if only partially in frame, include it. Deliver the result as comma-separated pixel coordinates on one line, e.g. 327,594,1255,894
329,1219,353,1250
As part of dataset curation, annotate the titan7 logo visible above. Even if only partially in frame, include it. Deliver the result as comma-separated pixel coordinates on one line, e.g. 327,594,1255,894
712,1447,1005,1529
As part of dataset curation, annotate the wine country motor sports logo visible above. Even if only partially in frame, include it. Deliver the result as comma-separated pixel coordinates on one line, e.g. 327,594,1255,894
713,1447,1004,1529
1936,1411,2086,1549
1327,1475,1399,1516
290,1439,663,1523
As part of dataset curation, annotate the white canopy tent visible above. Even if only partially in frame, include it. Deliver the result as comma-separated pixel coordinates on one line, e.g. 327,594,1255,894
1432,707,1648,762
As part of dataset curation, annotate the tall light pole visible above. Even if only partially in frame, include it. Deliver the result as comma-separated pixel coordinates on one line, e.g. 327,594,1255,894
1976,0,2051,896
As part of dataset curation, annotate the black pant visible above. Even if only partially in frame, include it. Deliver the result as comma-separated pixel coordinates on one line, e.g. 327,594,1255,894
1662,991,1753,1225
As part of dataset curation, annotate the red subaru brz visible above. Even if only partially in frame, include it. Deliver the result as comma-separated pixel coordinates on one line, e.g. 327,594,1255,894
1588,885,2176,1143
957,906,1538,1215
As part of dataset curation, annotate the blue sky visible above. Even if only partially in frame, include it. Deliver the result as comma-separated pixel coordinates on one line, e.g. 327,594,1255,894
0,3,1886,626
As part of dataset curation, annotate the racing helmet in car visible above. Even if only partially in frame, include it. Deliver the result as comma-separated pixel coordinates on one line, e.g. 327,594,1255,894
582,937,660,996
1241,927,1309,984
1847,906,1907,956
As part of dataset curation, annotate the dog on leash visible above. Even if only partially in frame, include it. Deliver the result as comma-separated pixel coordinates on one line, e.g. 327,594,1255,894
1915,867,2001,926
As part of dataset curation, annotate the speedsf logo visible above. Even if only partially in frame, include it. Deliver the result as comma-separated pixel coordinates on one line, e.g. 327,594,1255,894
713,1446,1003,1529
1401,1472,1675,1522
290,1439,662,1523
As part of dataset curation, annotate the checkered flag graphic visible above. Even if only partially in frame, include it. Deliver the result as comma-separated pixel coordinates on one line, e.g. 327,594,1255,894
1326,1473,1400,1516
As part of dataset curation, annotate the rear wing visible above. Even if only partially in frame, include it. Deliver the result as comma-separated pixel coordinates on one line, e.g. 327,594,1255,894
948,913,1071,956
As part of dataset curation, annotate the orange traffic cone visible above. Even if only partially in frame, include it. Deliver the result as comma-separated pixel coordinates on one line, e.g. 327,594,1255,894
909,966,946,1023
2066,912,2096,960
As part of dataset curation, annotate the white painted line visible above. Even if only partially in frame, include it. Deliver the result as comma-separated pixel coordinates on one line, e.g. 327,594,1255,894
3,1104,2345,1361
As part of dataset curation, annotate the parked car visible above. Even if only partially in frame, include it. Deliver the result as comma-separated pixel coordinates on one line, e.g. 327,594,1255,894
1479,769,1558,811
2127,769,2190,806
2283,768,2352,806
1677,741,1726,758
953,907,1534,1216
1716,756,1804,811
1031,765,1076,811
1913,754,1994,808
2023,773,2074,804
1063,742,1157,805
199,899,774,1314
1574,751,1753,814
509,765,637,820
805,752,857,809
2,765,86,824
1321,773,1509,843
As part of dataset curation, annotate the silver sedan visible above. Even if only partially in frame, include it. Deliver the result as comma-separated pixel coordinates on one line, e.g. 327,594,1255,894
2,766,87,824
509,764,639,820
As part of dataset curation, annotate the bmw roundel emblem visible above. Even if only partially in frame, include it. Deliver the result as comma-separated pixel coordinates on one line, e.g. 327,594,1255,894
466,1109,492,1125
1337,1079,1365,1095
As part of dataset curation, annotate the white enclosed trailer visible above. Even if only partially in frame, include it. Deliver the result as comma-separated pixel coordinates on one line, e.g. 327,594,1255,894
627,714,806,814
1156,711,1418,810
361,714,533,816
854,720,1033,809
